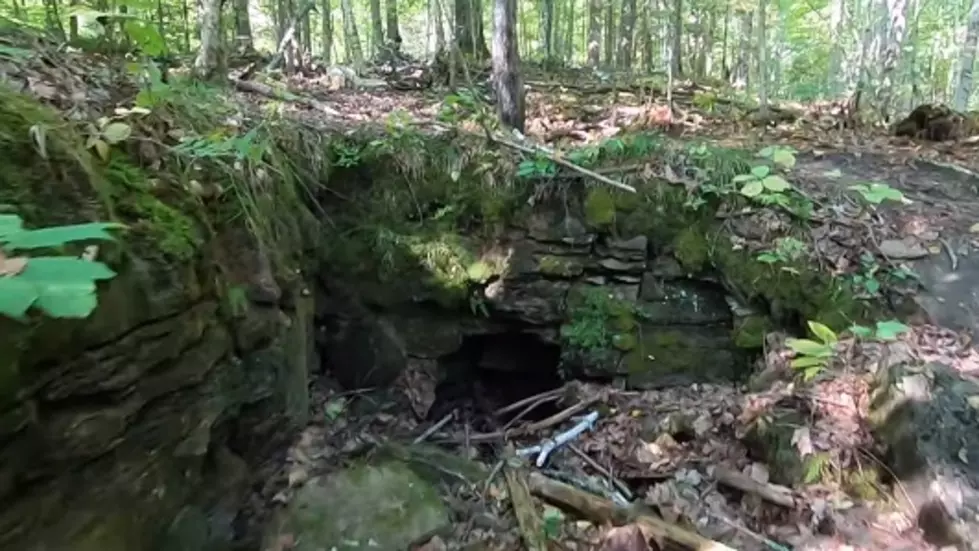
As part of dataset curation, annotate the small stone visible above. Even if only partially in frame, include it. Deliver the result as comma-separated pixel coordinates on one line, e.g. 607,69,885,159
610,235,649,252
598,258,645,272
879,239,929,259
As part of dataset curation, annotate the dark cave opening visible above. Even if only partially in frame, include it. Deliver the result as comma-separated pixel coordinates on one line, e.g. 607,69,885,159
427,331,565,427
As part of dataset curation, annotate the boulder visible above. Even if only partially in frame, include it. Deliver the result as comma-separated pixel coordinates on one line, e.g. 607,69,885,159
869,361,979,549
264,461,451,551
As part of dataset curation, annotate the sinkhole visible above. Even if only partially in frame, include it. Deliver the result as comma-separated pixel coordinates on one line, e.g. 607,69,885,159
427,331,565,428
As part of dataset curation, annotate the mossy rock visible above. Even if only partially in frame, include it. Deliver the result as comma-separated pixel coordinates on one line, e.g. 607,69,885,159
673,226,710,273
264,461,450,551
732,315,773,349
741,406,808,485
624,326,747,389
584,187,616,229
537,255,586,278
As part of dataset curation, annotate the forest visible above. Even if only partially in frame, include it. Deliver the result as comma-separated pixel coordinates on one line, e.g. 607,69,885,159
5,0,979,550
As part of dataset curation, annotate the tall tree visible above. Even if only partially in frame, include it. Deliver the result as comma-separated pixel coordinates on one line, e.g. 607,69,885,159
756,0,768,114
455,0,489,57
386,0,401,44
670,0,682,75
233,0,254,52
618,0,636,69
370,0,385,52
587,0,602,66
541,0,555,58
321,0,333,62
953,0,979,110
194,0,222,79
341,0,364,64
491,0,525,130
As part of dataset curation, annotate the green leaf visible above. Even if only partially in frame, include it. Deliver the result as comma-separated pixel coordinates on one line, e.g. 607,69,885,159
34,283,100,318
3,223,124,250
848,324,874,338
791,356,827,369
758,146,775,158
733,174,756,183
807,321,838,345
875,320,910,341
823,169,843,179
803,454,826,483
751,165,771,179
0,214,23,239
0,277,39,319
772,149,796,168
740,180,765,197
762,174,791,192
803,365,823,381
21,257,117,281
785,338,833,357
102,122,132,144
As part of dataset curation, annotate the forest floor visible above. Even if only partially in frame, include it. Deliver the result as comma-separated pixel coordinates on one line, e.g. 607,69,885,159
8,37,979,550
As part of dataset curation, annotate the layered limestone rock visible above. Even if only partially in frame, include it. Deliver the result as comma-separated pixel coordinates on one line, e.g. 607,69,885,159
0,237,315,551
318,195,753,392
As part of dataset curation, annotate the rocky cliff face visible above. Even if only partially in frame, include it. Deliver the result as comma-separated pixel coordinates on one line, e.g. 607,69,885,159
0,231,314,551
319,195,755,398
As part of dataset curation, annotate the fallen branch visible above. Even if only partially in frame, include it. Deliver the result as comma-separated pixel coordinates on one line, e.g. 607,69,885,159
455,398,600,443
710,466,796,508
504,449,547,551
230,78,341,116
527,471,736,551
495,387,564,417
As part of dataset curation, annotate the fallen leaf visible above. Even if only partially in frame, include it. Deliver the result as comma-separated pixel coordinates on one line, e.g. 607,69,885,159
598,524,653,551
413,535,447,551
0,252,28,276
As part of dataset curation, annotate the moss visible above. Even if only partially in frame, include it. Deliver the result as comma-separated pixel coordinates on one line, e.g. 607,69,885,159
732,315,773,349
584,187,616,229
612,332,636,351
673,226,710,273
709,232,874,332
537,255,584,277
841,466,882,500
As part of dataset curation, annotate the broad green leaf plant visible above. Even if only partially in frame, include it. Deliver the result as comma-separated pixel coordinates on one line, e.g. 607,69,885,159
0,214,123,320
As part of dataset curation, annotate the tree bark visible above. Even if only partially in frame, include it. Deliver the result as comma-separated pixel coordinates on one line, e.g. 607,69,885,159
341,0,364,64
321,0,333,62
617,0,636,69
587,0,602,66
491,0,525,131
455,0,489,57
954,0,979,111
386,0,401,44
670,0,682,75
370,0,385,52
193,0,223,80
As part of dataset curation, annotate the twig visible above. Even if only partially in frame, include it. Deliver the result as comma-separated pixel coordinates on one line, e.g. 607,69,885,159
494,387,564,416
939,237,958,271
710,466,796,508
710,512,792,551
454,398,600,443
412,410,455,444
567,443,633,501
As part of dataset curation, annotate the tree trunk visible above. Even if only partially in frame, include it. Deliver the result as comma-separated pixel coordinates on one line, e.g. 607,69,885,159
491,0,524,130
827,0,845,96
369,0,384,52
194,0,223,80
603,1,615,67
875,0,909,121
670,0,682,75
954,0,979,111
541,0,555,58
639,0,652,70
732,10,751,89
587,0,602,66
564,0,575,62
234,0,254,52
386,0,401,44
341,0,364,64
617,0,636,69
756,0,768,114
322,0,333,62
455,0,489,57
